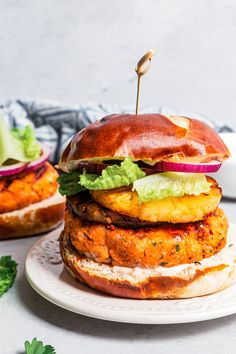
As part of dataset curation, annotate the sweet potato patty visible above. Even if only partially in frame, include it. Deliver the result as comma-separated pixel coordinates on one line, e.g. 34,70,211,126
90,177,221,224
65,207,228,268
0,162,58,213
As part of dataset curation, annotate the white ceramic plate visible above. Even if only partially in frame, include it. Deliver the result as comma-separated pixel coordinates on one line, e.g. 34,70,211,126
25,226,236,324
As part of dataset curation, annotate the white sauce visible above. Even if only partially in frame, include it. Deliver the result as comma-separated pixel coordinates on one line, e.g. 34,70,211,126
78,225,236,283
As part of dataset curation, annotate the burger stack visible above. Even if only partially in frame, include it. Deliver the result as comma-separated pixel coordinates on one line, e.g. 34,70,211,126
0,120,65,239
58,114,236,299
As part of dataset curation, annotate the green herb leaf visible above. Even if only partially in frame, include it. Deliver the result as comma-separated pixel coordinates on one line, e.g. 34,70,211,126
11,125,41,160
0,118,41,165
0,255,18,297
57,171,85,196
176,244,180,252
24,338,56,354
57,158,146,196
80,158,146,190
133,172,212,202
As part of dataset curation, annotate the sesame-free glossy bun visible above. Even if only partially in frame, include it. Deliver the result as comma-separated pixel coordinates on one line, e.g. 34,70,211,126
59,114,230,170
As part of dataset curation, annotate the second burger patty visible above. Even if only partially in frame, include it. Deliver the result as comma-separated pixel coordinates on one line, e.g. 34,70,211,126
65,207,228,268
67,193,163,228
0,162,59,214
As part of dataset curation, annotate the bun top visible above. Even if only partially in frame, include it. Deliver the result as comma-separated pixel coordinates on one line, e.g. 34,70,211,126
59,114,230,169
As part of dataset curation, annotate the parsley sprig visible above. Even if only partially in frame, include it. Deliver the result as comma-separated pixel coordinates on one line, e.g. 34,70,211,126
0,255,18,297
24,338,56,354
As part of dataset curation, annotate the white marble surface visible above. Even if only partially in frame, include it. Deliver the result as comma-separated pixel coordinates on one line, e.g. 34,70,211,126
0,198,236,354
0,0,236,128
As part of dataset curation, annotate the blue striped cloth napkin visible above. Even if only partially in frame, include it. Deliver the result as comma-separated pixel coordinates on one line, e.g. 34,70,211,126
0,99,233,164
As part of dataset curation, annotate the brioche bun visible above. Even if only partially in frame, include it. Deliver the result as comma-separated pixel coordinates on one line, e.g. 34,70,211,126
60,224,236,299
59,114,230,170
0,192,65,239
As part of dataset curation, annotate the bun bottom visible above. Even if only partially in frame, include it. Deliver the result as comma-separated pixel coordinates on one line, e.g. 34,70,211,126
60,225,236,299
0,192,65,239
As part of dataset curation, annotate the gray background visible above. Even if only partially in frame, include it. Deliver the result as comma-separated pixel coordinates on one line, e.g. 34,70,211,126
0,0,236,127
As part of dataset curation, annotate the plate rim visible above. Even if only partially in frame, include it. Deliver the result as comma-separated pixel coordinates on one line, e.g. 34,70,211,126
25,225,236,324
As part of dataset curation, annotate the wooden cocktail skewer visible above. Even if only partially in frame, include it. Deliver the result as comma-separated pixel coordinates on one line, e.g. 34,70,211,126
135,49,156,115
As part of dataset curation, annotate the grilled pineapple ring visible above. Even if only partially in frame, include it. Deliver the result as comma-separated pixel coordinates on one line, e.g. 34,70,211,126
90,177,221,224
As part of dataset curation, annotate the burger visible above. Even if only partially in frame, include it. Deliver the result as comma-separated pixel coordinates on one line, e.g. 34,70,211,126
58,113,236,299
0,119,65,239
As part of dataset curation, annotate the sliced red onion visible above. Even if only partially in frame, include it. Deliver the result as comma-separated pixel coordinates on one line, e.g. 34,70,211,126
151,160,222,173
76,161,108,174
0,145,51,177
0,162,27,177
76,159,222,175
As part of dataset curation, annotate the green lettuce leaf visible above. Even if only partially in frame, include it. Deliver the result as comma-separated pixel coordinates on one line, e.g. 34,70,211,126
0,118,41,165
0,255,18,297
57,171,85,196
11,125,41,160
80,158,146,190
133,172,212,202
